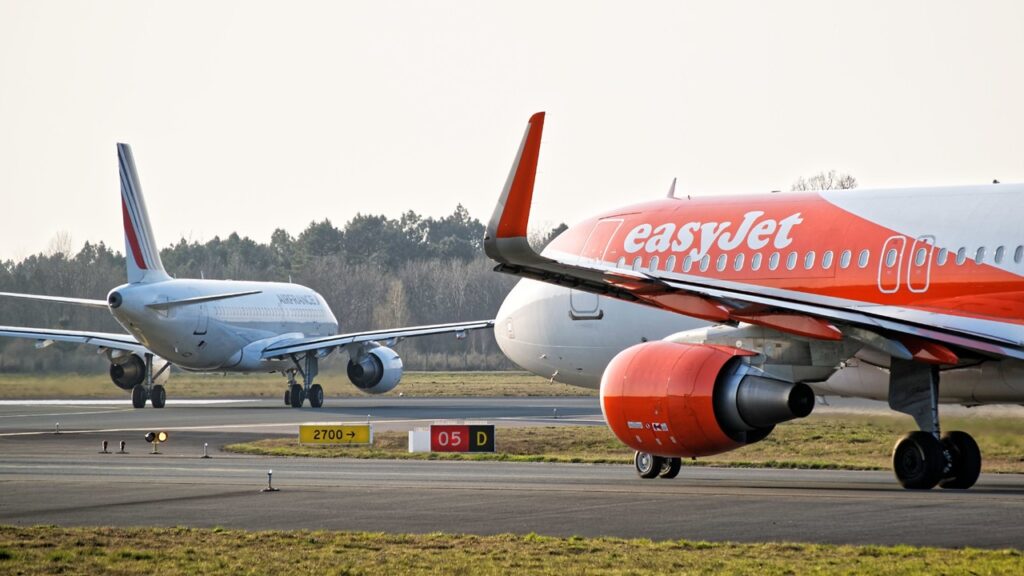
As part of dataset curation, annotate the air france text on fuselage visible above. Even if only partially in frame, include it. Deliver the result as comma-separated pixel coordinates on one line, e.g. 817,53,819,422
623,211,804,260
278,294,319,306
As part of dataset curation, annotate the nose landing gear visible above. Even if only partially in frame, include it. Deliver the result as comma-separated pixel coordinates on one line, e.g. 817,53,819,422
634,451,683,480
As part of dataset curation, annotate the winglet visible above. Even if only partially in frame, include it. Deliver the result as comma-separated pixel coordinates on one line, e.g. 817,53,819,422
118,143,170,284
485,112,546,263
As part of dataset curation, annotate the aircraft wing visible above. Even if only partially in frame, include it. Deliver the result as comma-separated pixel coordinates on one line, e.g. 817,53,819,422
0,325,148,355
484,112,1024,364
260,320,495,359
0,292,108,309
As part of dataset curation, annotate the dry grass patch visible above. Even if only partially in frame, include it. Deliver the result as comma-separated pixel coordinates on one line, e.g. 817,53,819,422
226,414,1024,473
0,371,593,399
1,526,1021,575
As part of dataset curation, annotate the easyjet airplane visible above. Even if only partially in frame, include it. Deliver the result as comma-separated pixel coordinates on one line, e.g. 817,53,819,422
486,112,1024,490
0,144,490,409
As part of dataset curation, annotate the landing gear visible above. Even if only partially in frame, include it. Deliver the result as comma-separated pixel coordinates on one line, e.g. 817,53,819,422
283,354,321,409
131,384,147,408
308,384,324,408
888,358,982,490
939,431,982,490
659,457,682,479
634,451,664,479
150,385,166,409
289,383,304,408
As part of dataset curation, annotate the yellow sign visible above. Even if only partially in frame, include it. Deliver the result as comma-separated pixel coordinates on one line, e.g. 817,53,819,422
299,424,372,445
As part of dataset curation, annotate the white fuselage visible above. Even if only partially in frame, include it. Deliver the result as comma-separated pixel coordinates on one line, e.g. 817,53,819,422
496,279,1024,404
109,279,338,371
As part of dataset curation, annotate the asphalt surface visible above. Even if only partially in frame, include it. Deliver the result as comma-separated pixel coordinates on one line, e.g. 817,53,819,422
1,398,1023,548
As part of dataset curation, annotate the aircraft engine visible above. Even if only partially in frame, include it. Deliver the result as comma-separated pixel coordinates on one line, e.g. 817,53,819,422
108,354,170,390
600,341,814,458
346,345,403,394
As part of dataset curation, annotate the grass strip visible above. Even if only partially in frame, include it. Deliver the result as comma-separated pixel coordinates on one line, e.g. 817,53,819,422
225,414,1024,473
0,371,593,399
1,525,1021,575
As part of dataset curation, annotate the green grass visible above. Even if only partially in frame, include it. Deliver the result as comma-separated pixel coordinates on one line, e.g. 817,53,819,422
225,414,1024,473
0,526,1020,575
0,371,595,399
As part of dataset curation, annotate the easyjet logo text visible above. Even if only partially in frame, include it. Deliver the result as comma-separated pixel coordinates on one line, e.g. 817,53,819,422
623,211,804,259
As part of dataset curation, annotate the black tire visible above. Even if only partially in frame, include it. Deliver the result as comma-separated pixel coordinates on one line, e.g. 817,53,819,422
151,385,166,409
284,389,291,406
659,457,682,479
892,431,945,490
308,384,324,408
634,451,664,479
289,384,304,408
939,431,982,490
131,385,147,409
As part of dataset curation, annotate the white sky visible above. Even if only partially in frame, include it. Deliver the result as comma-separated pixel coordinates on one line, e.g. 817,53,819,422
1,1,1022,261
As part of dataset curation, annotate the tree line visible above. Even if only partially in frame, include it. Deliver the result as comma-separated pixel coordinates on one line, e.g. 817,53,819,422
0,206,562,374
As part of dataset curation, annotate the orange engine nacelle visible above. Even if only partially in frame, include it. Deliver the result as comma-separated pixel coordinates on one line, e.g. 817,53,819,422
600,341,814,458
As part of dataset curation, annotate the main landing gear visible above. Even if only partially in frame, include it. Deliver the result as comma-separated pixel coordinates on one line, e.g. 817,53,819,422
130,353,170,409
634,451,682,479
283,354,323,409
889,359,982,490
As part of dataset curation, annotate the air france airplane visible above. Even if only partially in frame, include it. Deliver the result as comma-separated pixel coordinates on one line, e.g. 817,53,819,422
486,112,1024,490
0,144,491,409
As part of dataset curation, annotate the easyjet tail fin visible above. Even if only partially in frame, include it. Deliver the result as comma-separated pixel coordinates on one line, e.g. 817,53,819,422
117,143,170,284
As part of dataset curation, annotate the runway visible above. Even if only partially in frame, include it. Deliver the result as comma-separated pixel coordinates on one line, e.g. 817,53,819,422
1,398,1023,548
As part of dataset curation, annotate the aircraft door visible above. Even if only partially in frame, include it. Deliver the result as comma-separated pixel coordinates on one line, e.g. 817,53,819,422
877,236,906,294
193,303,209,335
570,218,622,320
906,236,935,293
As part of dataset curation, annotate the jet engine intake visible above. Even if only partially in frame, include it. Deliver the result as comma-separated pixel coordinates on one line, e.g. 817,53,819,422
108,354,170,391
600,341,813,458
346,345,403,394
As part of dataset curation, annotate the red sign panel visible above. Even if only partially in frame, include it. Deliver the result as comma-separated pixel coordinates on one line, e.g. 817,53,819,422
429,425,495,453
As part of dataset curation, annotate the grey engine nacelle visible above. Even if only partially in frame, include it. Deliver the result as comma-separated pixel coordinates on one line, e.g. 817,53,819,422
346,345,403,394
108,354,169,391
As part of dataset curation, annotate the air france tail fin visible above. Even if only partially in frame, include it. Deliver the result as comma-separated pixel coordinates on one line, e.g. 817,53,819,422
117,143,170,284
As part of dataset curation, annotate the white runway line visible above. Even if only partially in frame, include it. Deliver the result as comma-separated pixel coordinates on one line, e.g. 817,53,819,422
0,399,254,406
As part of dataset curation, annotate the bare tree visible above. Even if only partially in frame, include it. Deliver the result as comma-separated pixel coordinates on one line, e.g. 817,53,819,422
791,170,857,191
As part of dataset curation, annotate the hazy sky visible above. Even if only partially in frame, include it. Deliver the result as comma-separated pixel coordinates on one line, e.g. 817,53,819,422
2,1,1022,261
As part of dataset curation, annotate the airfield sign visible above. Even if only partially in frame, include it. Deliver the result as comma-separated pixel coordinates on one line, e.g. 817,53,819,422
299,424,373,445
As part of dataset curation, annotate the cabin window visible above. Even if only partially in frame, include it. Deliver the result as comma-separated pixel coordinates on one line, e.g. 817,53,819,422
617,257,626,268
885,248,898,268
804,251,816,270
914,247,927,267
714,254,726,272
955,248,967,265
750,253,763,271
768,252,780,271
994,246,1005,264
699,254,711,272
858,249,870,268
683,255,694,272
839,250,852,269
1016,245,1024,264
632,257,642,271
936,248,948,266
733,253,745,271
975,247,985,265
665,255,676,271
786,251,798,270
822,250,834,269
649,256,660,273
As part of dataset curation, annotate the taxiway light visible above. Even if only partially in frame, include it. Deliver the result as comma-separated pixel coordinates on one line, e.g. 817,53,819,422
145,431,169,443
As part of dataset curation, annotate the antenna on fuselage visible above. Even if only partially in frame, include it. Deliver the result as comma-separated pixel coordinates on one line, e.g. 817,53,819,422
666,177,678,199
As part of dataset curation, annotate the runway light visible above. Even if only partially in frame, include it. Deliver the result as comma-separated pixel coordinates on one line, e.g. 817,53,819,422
157,431,168,442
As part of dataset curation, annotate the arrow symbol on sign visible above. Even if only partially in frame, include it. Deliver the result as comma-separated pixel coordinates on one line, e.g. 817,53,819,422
346,431,355,439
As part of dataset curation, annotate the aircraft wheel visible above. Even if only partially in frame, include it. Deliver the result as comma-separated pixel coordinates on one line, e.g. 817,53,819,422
308,384,324,408
939,431,982,490
289,384,304,408
131,385,147,409
892,431,945,490
151,385,166,409
659,457,682,479
634,451,664,479
284,389,291,406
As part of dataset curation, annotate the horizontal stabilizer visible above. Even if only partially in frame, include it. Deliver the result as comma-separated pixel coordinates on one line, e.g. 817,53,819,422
0,292,108,309
146,290,262,310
